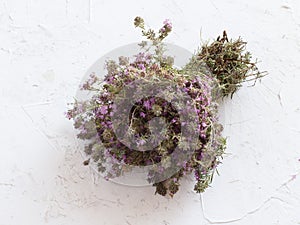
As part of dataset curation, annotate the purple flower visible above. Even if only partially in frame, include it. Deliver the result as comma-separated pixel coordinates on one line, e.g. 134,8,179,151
150,97,155,104
65,110,73,120
140,112,146,118
160,27,166,33
124,69,129,75
138,63,146,71
137,139,146,146
135,52,145,62
163,19,172,29
99,105,108,115
195,171,200,180
143,100,151,110
200,133,206,139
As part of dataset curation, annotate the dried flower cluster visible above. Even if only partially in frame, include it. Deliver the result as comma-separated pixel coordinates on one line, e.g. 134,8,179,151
66,17,264,196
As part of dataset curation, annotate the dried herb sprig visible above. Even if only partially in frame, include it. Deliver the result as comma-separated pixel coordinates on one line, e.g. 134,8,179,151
194,31,266,98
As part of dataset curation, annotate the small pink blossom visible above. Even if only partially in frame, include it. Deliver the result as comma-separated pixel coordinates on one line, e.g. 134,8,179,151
163,19,172,29
99,105,108,115
143,100,151,110
140,112,146,118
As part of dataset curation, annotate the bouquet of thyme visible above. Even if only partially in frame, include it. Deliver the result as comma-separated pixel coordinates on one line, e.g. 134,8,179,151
66,17,265,197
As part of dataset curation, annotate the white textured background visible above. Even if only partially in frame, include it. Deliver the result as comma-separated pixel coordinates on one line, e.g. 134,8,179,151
1,0,300,224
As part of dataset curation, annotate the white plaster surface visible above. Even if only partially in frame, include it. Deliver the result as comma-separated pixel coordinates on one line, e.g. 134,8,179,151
1,0,300,224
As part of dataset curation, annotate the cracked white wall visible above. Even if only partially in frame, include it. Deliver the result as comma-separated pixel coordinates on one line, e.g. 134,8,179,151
0,0,300,224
